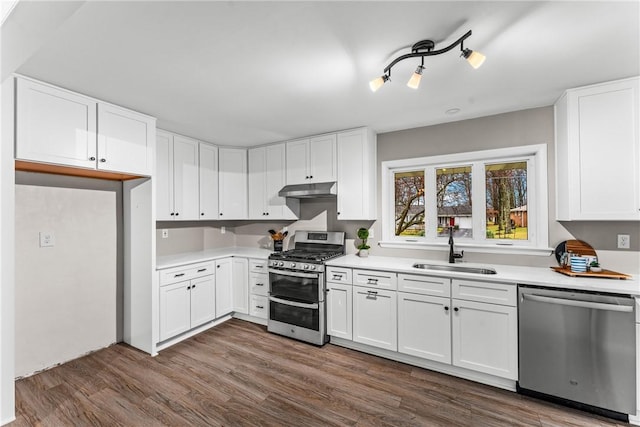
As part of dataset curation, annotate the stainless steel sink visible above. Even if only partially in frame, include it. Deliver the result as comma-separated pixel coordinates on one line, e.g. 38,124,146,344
412,263,497,275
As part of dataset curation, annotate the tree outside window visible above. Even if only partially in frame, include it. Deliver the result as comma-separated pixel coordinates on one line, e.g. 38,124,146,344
485,161,528,240
394,170,424,236
436,166,472,238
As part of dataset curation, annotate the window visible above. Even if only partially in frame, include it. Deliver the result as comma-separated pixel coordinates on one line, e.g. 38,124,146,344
381,145,549,254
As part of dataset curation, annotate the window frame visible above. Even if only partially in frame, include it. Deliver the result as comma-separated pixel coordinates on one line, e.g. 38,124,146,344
380,144,551,256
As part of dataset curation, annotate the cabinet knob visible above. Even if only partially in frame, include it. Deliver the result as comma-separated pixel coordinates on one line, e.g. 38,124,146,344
89,156,96,161
337,212,341,215
217,265,220,268
187,286,191,290
309,175,313,179
100,158,106,163
201,213,204,216
305,176,310,179
220,213,223,216
170,213,175,216
175,213,179,216
444,306,449,311
454,307,459,312
192,284,196,289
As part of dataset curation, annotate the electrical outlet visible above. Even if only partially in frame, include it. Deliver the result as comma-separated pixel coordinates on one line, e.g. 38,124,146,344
161,229,169,239
617,234,630,249
221,226,226,234
368,227,375,239
39,231,55,247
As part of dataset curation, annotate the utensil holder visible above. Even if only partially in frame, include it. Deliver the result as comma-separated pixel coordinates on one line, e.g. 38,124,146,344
273,240,283,252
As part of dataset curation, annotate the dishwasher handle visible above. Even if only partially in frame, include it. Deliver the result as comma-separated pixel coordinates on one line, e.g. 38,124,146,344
522,293,633,313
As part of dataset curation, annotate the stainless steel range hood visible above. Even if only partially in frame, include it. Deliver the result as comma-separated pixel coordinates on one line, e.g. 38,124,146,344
278,182,337,198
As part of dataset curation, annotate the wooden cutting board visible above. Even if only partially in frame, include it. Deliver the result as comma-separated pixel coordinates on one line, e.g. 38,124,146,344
551,266,631,280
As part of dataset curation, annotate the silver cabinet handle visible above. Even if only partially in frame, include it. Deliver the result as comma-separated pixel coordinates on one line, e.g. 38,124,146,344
523,293,633,312
333,274,343,280
174,273,185,277
367,278,379,284
197,268,207,273
255,283,264,286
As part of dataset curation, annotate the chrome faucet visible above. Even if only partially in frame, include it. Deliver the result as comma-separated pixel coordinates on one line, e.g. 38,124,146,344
448,227,464,263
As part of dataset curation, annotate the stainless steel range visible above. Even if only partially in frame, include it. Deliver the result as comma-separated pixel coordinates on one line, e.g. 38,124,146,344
267,230,345,345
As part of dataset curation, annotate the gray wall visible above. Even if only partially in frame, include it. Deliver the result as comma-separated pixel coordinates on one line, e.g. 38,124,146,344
15,172,120,377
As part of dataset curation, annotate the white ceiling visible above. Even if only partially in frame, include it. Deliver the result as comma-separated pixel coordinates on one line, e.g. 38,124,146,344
5,1,640,147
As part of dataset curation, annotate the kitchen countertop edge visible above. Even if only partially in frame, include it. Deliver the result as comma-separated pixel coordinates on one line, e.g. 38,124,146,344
157,247,272,270
326,254,640,296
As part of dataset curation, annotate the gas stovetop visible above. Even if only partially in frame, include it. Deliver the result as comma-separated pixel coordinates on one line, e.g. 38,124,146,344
269,249,344,263
268,230,345,272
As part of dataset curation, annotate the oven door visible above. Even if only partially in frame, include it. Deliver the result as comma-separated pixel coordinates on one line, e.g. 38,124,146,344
268,268,322,303
269,296,320,331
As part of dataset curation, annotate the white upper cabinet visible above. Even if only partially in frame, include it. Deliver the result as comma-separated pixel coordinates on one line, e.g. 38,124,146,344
555,77,640,220
219,147,248,219
336,127,377,220
15,76,155,176
16,77,97,169
155,131,199,221
199,142,219,220
286,134,337,185
249,143,299,219
97,103,154,175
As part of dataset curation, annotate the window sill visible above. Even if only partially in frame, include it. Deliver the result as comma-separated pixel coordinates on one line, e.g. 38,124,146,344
378,240,554,257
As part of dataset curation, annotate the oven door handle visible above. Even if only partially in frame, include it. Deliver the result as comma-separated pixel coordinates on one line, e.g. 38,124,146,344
268,268,320,279
269,296,319,310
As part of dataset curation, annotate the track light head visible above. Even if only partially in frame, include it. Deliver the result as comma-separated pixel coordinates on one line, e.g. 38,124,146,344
461,48,486,69
407,65,425,89
369,74,390,92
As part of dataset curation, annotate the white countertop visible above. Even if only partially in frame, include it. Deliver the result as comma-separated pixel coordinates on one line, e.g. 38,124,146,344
326,255,640,296
157,247,272,270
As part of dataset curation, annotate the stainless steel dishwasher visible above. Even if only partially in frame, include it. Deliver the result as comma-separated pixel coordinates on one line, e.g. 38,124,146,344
518,285,636,420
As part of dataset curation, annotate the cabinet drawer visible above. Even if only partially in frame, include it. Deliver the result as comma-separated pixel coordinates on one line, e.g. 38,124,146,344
354,269,397,290
250,295,268,319
249,258,268,274
159,261,215,286
452,279,516,306
398,274,450,297
326,267,352,285
250,272,269,296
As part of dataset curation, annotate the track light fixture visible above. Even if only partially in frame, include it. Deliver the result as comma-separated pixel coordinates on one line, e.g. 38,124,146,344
370,30,485,92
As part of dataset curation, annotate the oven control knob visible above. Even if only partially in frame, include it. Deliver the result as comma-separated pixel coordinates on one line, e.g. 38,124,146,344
278,261,284,267
309,265,316,270
291,263,296,268
303,265,309,270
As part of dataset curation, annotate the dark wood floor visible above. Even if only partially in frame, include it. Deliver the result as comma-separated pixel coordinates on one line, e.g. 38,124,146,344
12,319,629,426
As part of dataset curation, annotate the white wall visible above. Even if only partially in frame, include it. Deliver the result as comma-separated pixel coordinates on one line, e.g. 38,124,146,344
14,184,117,377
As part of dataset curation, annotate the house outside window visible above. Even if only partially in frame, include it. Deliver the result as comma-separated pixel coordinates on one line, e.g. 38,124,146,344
381,144,549,255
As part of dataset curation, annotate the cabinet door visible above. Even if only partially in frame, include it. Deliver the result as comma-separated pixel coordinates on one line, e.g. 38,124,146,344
451,299,517,380
172,136,200,220
97,103,154,175
265,143,298,219
285,138,309,185
575,79,639,219
159,281,191,341
155,131,174,220
199,143,219,220
309,134,337,183
219,148,248,219
248,146,267,219
353,287,397,351
215,259,234,316
398,292,451,364
337,128,376,220
327,283,353,340
16,78,97,169
232,258,249,314
190,276,216,327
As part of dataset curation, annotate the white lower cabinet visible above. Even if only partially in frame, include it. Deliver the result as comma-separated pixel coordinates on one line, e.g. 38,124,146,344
248,258,269,319
327,283,353,340
398,292,451,364
328,267,519,383
158,261,216,342
353,286,397,351
451,298,518,380
232,257,249,314
215,258,233,317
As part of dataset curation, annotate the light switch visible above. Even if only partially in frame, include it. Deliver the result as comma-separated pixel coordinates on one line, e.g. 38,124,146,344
39,231,55,247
